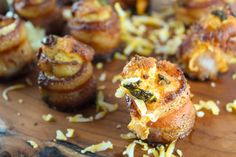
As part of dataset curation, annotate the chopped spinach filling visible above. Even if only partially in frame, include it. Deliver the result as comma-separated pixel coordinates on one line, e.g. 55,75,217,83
123,81,156,103
211,10,227,21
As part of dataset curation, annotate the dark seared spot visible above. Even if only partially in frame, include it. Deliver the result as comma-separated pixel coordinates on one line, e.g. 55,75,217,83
143,74,149,79
38,146,65,157
0,151,11,157
42,35,57,46
158,74,170,85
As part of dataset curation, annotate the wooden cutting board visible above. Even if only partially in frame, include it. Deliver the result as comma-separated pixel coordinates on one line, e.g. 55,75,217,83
0,59,236,157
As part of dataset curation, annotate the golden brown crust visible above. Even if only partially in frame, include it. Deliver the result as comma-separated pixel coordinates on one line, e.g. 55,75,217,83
37,35,96,110
0,16,33,78
148,99,195,143
68,0,120,57
120,56,195,143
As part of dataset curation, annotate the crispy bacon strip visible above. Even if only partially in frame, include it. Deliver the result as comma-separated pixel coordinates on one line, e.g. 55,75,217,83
175,0,224,25
117,56,195,143
13,0,63,34
0,16,33,79
68,0,120,59
37,35,96,110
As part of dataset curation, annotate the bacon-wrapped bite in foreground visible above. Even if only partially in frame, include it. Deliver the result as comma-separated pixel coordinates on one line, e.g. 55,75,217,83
179,8,236,80
115,56,195,143
37,35,96,111
68,0,120,59
0,16,33,79
13,0,63,34
175,0,224,25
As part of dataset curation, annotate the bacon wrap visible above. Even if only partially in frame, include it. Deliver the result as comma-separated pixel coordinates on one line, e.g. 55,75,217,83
175,0,224,25
68,0,120,58
179,9,236,80
13,0,63,34
0,16,33,78
121,56,195,143
109,0,136,9
37,35,96,110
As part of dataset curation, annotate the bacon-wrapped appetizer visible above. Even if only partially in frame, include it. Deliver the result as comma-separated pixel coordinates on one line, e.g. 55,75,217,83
0,0,8,15
175,0,224,25
13,0,63,34
116,56,195,143
179,8,236,80
37,35,96,110
68,0,120,59
0,16,33,79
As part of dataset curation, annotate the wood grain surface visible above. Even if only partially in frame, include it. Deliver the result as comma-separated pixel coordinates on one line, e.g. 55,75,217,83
0,59,236,157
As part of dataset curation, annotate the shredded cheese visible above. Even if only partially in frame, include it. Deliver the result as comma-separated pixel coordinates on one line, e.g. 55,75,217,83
196,111,205,118
115,86,127,98
120,132,137,140
123,140,178,157
114,52,127,60
194,100,220,115
81,141,113,153
176,149,183,157
165,140,176,157
114,3,185,56
134,99,147,116
26,140,38,149
25,22,45,52
2,84,26,101
67,114,93,123
232,73,236,80
42,114,55,122
94,110,107,120
123,141,136,157
66,129,75,138
56,130,67,141
116,124,122,129
96,62,103,70
96,91,118,112
226,100,236,113
112,74,122,84
99,72,107,81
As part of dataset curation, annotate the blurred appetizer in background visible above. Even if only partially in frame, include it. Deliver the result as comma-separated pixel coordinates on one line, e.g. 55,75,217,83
0,15,33,79
179,7,236,80
109,0,148,14
116,56,195,143
68,0,120,59
37,35,96,111
0,0,9,15
175,0,225,25
13,0,64,34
